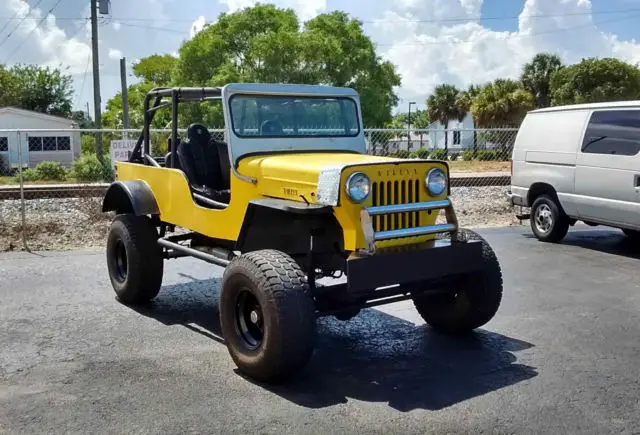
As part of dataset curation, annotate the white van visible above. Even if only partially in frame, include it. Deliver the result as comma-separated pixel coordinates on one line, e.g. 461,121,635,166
509,100,640,242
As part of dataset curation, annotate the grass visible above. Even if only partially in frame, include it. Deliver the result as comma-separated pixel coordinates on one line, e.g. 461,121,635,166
448,160,511,173
0,176,79,185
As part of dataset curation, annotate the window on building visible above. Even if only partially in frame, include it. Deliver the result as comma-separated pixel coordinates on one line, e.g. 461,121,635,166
27,136,72,152
582,110,640,156
57,137,71,151
453,130,461,145
29,136,42,151
0,137,8,152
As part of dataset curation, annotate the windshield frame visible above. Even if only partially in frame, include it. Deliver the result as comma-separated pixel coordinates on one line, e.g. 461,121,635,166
221,83,366,168
228,94,361,139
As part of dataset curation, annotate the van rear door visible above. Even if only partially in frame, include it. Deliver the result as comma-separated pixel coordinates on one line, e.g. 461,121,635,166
574,109,640,226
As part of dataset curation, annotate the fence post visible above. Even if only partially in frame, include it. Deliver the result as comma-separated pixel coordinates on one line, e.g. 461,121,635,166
16,130,29,252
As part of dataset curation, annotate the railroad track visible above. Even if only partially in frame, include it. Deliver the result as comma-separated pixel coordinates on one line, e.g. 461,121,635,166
0,173,511,201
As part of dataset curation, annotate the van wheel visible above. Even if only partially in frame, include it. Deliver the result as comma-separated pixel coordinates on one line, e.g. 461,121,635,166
219,249,316,383
530,194,569,243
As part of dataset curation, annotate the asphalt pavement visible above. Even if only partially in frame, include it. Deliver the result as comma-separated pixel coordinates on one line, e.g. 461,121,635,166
1,225,640,434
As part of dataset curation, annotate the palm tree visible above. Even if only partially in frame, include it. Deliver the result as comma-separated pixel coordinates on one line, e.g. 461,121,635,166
521,52,563,108
456,84,482,156
427,84,460,153
471,79,534,127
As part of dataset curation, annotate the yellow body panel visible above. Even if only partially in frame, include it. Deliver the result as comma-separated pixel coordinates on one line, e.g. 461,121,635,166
115,152,448,251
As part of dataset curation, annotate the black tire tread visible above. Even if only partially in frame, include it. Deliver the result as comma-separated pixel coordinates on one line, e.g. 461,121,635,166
220,249,316,382
107,214,163,304
530,194,569,243
413,229,503,334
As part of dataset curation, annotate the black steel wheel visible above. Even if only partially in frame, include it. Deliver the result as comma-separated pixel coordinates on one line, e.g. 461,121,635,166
220,249,316,383
106,214,163,305
235,289,264,350
412,229,503,335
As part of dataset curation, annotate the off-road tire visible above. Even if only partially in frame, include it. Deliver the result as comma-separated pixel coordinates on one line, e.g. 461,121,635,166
106,214,163,304
412,229,503,335
220,249,316,383
530,194,570,243
622,228,640,241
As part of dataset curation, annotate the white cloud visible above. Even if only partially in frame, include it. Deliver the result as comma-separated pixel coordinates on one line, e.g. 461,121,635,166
190,16,206,38
0,0,92,74
108,48,123,60
374,0,640,107
218,0,327,21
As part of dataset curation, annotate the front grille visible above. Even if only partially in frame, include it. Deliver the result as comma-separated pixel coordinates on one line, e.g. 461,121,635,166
371,179,422,232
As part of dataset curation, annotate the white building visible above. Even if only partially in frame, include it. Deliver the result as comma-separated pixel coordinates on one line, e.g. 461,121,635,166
0,107,81,171
427,112,476,151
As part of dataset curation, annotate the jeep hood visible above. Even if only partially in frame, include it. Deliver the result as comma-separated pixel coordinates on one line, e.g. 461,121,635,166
239,152,401,204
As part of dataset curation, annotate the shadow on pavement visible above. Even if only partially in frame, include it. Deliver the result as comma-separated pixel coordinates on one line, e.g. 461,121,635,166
524,228,640,260
130,277,537,412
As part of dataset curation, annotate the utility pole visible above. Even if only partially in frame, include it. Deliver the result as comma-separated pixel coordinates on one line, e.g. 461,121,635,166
91,0,103,160
120,57,130,132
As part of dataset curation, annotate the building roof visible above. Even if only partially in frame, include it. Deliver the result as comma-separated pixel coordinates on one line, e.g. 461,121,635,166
0,107,79,125
530,100,640,114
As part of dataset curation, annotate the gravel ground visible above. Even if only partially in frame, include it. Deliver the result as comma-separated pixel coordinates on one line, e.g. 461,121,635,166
0,186,521,251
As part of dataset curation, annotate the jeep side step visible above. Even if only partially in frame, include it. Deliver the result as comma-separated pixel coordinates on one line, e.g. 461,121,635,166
158,238,231,267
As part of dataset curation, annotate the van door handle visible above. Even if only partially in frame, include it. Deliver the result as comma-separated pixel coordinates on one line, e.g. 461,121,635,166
635,174,640,188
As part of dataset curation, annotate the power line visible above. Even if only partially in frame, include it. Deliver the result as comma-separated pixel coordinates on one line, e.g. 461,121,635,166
0,0,46,51
0,0,23,36
2,7,640,24
374,10,640,47
75,53,91,107
3,0,66,63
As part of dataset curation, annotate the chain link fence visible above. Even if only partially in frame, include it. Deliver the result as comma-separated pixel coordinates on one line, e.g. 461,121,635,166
0,127,520,251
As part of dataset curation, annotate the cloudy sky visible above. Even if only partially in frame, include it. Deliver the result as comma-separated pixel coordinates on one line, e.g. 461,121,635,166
1,0,640,115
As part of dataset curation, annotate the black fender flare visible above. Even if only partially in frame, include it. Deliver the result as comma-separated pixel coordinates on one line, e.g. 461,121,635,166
235,198,340,254
102,180,160,216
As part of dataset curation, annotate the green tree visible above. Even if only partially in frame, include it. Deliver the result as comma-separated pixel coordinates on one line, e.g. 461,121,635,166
471,79,534,127
550,57,640,105
456,84,482,156
7,64,74,116
0,65,21,107
170,5,400,126
132,54,177,86
426,84,461,151
521,52,563,108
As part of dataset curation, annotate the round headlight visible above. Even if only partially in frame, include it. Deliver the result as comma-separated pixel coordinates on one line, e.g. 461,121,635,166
426,168,447,196
345,172,371,203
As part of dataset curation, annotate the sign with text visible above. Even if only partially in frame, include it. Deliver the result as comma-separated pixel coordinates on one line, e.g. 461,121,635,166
110,140,136,164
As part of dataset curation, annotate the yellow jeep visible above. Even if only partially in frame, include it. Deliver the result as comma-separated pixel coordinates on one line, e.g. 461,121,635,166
102,83,503,383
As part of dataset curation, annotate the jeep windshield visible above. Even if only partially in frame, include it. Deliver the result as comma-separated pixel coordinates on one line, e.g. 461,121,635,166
229,95,360,138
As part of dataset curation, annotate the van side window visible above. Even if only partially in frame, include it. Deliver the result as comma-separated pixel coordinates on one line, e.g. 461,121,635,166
581,110,640,156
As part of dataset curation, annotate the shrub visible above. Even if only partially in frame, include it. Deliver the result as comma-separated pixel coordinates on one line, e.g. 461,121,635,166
448,152,460,161
34,161,68,181
0,154,10,175
14,168,40,182
477,150,500,161
429,149,448,160
81,134,96,154
414,148,430,159
72,154,106,182
461,150,474,161
389,149,410,158
101,156,115,182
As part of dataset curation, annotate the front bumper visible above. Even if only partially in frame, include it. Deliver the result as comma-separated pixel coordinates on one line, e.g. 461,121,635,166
507,187,530,219
346,238,483,293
